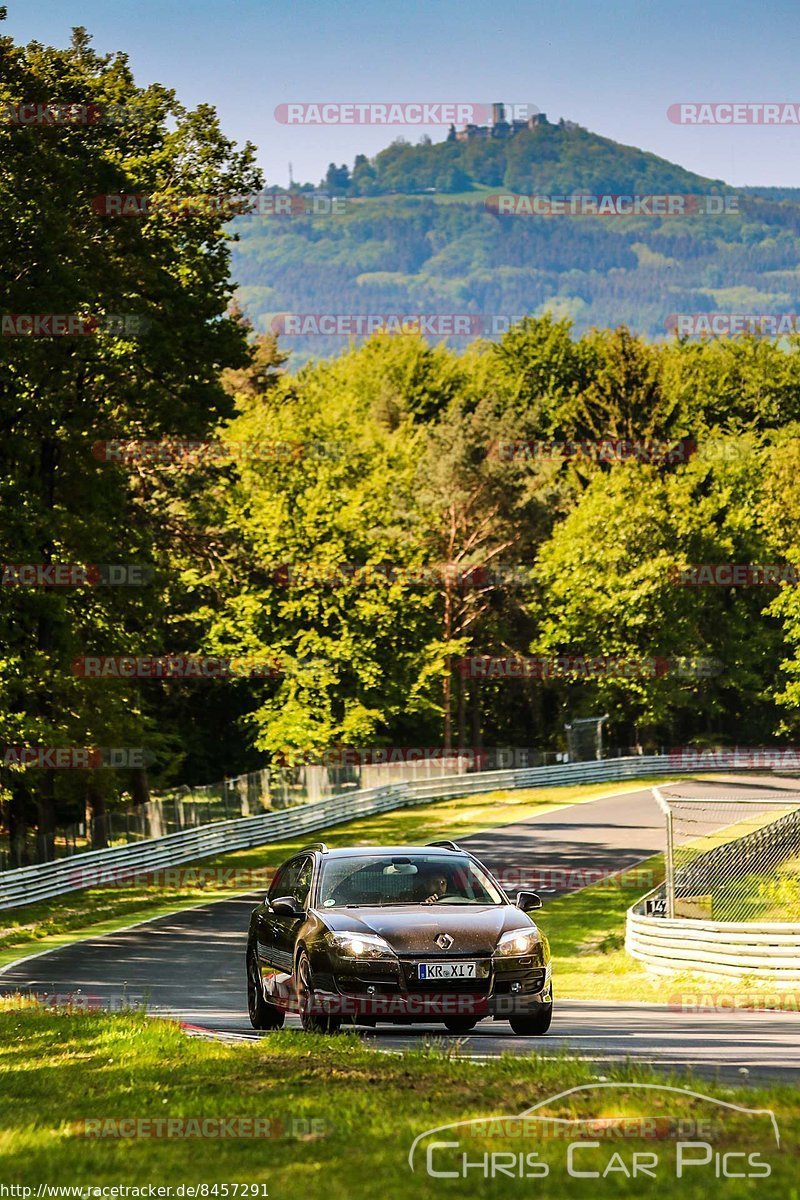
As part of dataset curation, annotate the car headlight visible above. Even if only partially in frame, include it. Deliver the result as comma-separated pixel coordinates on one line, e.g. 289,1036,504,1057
495,928,543,958
326,931,396,959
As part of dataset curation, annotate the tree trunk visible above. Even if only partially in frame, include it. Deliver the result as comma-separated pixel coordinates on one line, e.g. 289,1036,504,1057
130,767,151,807
5,783,29,867
457,662,466,748
34,435,58,852
89,783,109,850
442,575,453,751
470,678,482,755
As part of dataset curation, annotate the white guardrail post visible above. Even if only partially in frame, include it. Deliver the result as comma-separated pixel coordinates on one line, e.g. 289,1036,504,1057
653,787,676,919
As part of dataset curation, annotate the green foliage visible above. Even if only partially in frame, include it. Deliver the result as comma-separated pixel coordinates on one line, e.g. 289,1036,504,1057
175,320,800,759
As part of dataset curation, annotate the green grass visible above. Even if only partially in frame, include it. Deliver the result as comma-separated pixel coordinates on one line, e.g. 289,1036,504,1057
1,777,668,970
711,860,800,923
0,1001,796,1197
539,857,671,1002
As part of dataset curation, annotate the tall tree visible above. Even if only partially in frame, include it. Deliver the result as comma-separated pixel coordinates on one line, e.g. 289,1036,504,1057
0,24,261,859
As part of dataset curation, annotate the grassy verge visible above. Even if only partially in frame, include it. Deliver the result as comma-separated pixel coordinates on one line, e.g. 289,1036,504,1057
537,857,668,1003
0,1001,796,1197
0,777,668,970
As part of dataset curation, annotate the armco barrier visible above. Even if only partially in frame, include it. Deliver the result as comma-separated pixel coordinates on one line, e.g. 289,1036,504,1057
0,753,683,910
626,896,800,983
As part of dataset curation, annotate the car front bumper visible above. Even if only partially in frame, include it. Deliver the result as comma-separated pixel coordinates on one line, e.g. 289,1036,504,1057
310,956,552,1021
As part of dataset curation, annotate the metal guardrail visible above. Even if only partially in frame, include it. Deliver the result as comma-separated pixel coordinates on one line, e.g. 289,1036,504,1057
1,753,682,910
626,898,800,983
5,747,654,871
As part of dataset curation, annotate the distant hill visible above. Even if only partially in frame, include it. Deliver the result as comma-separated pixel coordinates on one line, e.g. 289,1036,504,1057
318,117,730,197
229,118,800,364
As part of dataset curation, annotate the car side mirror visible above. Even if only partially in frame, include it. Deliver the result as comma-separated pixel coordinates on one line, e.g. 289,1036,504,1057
516,890,542,911
270,895,304,918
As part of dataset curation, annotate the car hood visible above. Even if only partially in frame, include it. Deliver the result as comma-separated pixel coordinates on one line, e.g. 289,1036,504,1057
319,905,535,955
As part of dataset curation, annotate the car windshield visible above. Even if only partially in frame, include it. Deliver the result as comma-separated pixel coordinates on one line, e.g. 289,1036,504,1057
316,853,505,907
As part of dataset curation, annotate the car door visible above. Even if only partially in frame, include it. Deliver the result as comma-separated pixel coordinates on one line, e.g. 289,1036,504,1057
268,855,314,976
252,859,292,1002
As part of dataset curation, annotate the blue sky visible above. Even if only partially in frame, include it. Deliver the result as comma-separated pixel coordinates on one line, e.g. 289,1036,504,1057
6,0,800,187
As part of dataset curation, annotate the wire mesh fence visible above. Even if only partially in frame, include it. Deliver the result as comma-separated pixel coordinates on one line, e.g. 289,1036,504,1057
654,785,800,921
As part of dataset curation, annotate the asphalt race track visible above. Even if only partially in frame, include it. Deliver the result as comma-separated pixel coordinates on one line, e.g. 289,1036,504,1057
3,776,799,1082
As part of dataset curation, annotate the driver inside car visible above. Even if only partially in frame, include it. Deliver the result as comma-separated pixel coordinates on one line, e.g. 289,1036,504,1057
417,869,449,905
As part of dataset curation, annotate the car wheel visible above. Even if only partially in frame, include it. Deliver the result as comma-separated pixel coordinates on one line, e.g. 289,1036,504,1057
443,1017,477,1034
297,949,342,1034
246,946,285,1030
509,1003,552,1036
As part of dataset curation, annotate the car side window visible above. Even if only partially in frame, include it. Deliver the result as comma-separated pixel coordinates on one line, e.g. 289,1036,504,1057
292,857,313,910
268,861,293,903
268,856,311,907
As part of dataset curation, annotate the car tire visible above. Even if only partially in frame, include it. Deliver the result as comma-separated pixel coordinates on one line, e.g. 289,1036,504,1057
297,949,342,1034
247,946,285,1031
443,1017,478,1034
508,1003,553,1036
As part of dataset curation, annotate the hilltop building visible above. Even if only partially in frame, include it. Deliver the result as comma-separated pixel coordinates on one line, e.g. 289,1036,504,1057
450,105,578,142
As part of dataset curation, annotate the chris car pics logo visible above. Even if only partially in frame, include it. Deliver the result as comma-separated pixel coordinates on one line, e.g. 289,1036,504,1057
408,1083,779,1180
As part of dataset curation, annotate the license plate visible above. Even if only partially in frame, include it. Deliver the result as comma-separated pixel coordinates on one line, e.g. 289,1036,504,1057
417,961,477,981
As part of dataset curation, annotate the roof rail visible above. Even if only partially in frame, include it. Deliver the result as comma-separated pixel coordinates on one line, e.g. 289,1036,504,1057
426,839,461,851
301,842,329,854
